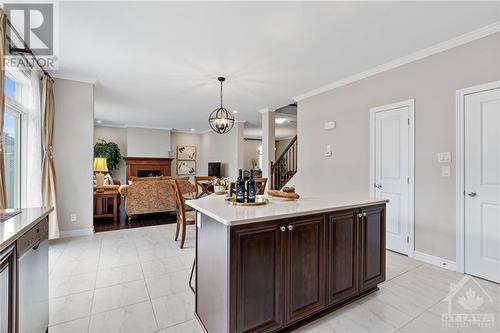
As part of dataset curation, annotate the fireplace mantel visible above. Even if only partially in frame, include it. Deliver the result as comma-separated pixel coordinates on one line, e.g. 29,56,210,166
123,157,174,181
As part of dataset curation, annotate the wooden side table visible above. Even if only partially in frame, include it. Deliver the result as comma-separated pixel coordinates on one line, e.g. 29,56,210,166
94,189,119,221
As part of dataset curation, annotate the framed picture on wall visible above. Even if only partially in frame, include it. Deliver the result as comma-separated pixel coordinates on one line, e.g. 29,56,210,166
177,145,196,161
177,160,196,175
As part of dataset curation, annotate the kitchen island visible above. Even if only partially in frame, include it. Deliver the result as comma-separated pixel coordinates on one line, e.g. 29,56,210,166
186,193,388,333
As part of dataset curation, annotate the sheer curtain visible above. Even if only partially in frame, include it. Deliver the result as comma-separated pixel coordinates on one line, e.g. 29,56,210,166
26,71,43,207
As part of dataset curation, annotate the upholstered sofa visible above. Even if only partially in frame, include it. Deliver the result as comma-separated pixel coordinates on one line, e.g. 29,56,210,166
118,176,196,220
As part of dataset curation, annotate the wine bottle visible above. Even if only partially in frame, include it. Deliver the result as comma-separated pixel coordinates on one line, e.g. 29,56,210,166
247,169,256,203
236,169,245,203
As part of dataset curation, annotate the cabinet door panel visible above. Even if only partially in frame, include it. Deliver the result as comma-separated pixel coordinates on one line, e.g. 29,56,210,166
328,210,359,306
359,205,386,292
231,223,284,333
285,215,326,324
0,245,16,333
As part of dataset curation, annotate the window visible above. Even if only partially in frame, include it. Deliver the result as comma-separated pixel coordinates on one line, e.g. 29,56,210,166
3,111,20,208
3,71,31,209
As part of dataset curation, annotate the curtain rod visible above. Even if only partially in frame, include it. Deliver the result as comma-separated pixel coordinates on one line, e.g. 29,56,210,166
4,17,55,82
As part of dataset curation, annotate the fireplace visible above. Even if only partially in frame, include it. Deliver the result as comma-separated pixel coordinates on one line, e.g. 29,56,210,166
137,170,162,178
123,157,174,181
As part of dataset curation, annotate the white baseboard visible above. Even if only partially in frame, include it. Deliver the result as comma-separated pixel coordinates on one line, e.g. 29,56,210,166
59,228,94,238
413,250,457,271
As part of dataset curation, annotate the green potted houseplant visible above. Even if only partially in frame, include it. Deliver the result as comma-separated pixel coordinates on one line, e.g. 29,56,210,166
93,139,122,175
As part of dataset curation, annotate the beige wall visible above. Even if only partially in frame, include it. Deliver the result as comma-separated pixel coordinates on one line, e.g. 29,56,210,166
54,79,94,235
171,132,202,181
126,127,171,158
293,33,500,261
94,126,127,185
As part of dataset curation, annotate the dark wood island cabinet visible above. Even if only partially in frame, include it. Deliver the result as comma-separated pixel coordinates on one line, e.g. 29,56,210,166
187,194,387,333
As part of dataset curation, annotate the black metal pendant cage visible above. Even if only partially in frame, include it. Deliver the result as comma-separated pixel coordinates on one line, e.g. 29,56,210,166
208,76,234,134
208,107,235,134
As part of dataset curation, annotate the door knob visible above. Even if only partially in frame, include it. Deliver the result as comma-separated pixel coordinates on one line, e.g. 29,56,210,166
467,192,477,197
287,225,294,231
357,213,363,218
374,184,382,189
280,226,286,232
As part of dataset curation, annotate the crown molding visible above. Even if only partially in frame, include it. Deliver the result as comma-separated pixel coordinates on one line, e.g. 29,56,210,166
293,21,500,102
171,129,204,135
258,107,276,114
52,73,98,85
124,124,173,131
94,123,126,129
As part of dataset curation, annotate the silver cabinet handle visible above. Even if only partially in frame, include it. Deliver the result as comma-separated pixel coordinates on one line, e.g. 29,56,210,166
374,184,382,189
280,226,286,232
362,212,367,217
357,213,363,218
467,192,477,197
288,225,294,231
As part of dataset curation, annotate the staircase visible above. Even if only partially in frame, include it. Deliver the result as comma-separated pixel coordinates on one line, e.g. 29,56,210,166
270,135,297,190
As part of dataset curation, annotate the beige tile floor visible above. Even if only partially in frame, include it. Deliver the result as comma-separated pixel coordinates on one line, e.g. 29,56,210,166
48,224,499,333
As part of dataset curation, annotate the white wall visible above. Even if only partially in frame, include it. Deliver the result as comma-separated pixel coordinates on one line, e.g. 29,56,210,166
292,33,500,261
126,127,171,158
171,131,202,181
275,138,294,159
243,139,261,171
54,79,94,235
199,124,244,181
94,126,127,185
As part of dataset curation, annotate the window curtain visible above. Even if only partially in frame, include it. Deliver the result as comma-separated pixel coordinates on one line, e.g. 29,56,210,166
42,76,59,239
26,71,43,207
0,10,8,209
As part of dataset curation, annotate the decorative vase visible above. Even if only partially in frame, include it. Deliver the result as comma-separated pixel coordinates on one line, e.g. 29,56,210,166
214,185,226,194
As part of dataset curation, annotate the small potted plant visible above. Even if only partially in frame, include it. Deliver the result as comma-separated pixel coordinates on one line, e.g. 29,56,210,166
212,177,229,195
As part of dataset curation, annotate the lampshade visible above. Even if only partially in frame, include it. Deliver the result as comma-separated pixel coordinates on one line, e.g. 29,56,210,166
93,157,108,173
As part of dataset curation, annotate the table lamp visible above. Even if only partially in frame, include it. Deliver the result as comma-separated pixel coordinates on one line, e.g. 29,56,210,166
93,157,108,191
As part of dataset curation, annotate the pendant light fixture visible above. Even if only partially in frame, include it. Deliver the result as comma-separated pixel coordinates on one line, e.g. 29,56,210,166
208,77,235,134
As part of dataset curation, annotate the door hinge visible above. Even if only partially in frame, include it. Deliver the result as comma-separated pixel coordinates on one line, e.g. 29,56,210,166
406,236,410,243
407,177,410,184
408,118,410,126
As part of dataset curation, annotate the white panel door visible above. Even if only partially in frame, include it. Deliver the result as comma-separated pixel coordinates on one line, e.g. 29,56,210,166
464,87,500,283
374,106,410,254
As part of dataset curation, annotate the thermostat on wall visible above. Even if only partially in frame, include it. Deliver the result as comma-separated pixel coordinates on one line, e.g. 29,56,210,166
324,121,336,130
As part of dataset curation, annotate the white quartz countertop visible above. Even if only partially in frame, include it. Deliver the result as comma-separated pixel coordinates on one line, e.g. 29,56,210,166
186,193,388,226
0,207,53,252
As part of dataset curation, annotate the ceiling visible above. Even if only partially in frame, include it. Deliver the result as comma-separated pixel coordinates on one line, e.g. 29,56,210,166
56,1,500,134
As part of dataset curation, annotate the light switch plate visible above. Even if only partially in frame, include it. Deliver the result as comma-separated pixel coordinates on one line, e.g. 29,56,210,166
324,121,336,130
441,165,451,177
438,152,451,163
325,144,332,157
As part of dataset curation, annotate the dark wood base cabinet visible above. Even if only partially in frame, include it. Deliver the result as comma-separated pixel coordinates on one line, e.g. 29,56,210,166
195,204,386,333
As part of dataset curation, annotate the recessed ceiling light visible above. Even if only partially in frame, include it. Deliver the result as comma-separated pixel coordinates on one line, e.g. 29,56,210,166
191,128,195,131
275,118,287,124
233,110,238,114
96,120,102,124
